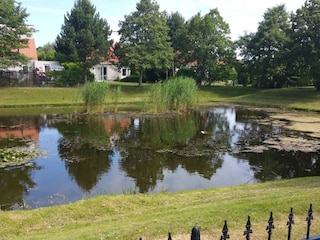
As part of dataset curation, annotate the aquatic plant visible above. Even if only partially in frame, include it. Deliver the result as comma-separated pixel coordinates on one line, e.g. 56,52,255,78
149,77,198,112
82,82,109,113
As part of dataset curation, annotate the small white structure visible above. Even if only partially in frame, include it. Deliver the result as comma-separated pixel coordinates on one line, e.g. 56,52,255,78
91,62,130,81
29,60,64,72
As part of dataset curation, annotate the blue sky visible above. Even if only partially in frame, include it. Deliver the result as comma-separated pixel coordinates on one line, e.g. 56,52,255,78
19,0,306,47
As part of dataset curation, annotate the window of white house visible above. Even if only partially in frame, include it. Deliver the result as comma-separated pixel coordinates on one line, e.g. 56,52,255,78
122,68,127,77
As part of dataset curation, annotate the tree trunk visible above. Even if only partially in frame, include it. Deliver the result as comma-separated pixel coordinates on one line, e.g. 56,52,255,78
83,68,88,84
172,62,175,78
139,69,143,87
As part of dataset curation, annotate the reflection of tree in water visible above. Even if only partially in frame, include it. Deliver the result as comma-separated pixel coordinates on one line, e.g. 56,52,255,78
53,115,113,192
120,111,231,191
63,145,111,192
120,149,164,193
129,114,197,149
236,150,320,181
0,165,37,210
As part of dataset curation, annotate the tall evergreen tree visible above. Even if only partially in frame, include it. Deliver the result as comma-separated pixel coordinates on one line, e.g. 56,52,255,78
55,0,111,83
118,0,174,86
0,0,34,69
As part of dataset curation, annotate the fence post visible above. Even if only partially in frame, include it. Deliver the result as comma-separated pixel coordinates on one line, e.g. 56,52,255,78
306,203,313,239
244,215,253,240
220,220,230,240
266,211,274,240
287,207,294,240
191,226,200,240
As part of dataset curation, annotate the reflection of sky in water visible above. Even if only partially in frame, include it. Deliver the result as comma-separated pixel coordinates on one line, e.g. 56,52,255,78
152,154,255,193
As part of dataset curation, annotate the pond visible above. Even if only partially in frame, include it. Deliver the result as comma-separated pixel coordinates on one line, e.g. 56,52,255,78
0,106,319,210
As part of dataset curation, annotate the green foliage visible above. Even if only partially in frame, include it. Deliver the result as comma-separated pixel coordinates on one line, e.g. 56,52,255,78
176,67,196,78
120,75,141,83
118,0,174,86
0,147,44,168
55,0,112,83
290,0,320,90
82,82,109,113
236,5,291,88
166,12,186,75
46,62,94,87
0,0,34,69
37,42,55,61
149,77,198,112
179,9,235,86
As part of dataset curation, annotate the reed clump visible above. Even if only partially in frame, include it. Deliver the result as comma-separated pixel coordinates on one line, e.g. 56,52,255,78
82,82,109,113
149,77,198,113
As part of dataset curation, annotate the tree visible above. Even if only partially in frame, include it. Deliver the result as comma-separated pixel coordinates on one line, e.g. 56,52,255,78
37,42,55,61
237,5,291,88
118,0,174,86
183,9,235,86
291,0,320,90
0,0,34,69
55,0,111,83
166,11,186,77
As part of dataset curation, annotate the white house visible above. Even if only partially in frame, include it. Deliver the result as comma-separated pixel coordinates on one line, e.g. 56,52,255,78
90,44,131,81
91,62,130,81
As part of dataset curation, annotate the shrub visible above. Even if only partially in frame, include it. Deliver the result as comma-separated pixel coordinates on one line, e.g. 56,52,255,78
149,77,198,113
46,62,94,87
82,82,109,113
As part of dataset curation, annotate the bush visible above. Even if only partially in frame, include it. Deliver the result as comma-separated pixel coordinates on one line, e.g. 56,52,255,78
176,67,196,78
46,63,94,87
149,77,198,113
82,82,109,113
120,75,141,83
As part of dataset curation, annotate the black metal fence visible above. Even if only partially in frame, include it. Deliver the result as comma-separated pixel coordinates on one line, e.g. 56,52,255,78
140,203,320,240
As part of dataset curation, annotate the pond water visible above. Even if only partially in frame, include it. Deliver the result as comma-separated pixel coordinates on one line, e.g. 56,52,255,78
0,107,319,210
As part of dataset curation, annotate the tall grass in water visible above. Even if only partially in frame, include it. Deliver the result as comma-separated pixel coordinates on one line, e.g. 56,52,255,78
149,77,198,113
82,82,109,113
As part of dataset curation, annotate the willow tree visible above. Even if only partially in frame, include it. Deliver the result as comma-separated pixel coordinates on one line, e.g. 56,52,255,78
118,0,174,86
0,0,34,69
55,0,111,83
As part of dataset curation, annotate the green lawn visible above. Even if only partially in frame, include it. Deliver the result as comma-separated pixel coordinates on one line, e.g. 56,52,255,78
1,84,320,112
0,177,319,239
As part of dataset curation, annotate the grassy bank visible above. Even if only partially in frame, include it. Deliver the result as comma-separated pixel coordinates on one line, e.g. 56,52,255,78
0,83,320,112
0,177,319,239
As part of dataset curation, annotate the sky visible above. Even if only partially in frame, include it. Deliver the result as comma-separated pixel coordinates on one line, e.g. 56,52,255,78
19,0,307,48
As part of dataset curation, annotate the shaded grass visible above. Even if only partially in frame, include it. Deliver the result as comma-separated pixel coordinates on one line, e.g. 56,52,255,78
0,177,319,239
199,86,320,111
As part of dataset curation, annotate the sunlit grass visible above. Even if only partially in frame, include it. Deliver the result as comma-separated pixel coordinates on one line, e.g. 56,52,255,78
1,84,320,112
0,177,319,239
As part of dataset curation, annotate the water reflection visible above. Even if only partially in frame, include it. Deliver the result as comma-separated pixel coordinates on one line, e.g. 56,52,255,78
0,165,37,209
0,107,319,210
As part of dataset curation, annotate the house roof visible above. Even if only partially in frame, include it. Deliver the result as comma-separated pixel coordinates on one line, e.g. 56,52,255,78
19,37,38,60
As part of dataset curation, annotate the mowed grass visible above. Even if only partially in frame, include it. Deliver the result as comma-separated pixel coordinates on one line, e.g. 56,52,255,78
1,83,320,111
0,177,319,240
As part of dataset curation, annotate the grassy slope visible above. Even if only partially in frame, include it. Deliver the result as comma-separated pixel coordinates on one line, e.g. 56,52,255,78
0,177,320,240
